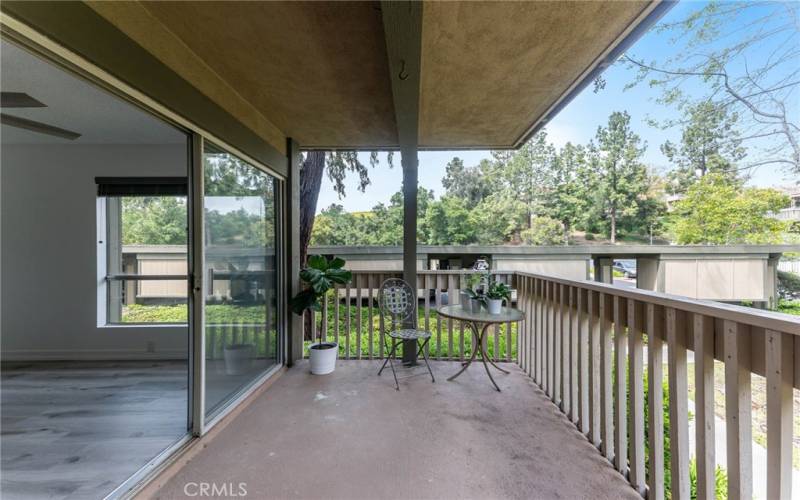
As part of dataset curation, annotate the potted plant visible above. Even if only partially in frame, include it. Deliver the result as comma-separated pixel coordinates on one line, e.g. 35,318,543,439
461,272,485,313
484,277,511,315
290,255,352,375
223,341,255,375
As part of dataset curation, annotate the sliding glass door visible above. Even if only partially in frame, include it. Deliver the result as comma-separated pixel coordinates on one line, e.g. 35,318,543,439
202,143,279,418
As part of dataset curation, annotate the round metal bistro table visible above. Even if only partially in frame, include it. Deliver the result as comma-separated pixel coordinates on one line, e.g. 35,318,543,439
437,305,524,392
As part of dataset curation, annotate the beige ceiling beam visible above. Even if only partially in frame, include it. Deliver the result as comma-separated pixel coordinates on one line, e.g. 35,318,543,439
381,0,422,364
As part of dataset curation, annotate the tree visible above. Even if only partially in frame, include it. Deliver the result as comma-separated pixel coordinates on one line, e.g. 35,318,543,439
441,157,495,209
471,193,529,244
502,132,557,229
299,151,393,264
669,173,789,244
521,217,564,245
589,111,651,243
624,1,800,175
539,142,592,244
121,197,187,245
661,101,746,194
423,196,477,245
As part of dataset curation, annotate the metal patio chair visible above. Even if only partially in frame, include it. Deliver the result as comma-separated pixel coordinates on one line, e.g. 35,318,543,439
377,278,435,390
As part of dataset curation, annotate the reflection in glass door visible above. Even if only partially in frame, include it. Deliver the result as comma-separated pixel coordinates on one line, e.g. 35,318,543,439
202,143,279,417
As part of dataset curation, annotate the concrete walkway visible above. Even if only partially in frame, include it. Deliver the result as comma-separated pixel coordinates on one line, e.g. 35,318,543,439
150,360,638,500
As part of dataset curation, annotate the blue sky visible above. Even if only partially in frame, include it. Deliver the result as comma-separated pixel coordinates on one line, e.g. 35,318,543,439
317,1,798,214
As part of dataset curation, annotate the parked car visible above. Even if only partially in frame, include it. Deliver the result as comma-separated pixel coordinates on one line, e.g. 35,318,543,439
613,260,637,278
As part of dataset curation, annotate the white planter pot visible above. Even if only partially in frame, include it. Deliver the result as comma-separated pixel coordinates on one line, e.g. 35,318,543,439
224,344,255,375
487,299,503,315
309,342,338,375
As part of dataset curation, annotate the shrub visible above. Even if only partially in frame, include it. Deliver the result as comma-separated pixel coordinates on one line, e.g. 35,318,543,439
585,232,596,241
521,216,564,245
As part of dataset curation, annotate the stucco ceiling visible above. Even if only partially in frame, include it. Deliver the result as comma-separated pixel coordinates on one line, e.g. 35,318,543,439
86,0,658,151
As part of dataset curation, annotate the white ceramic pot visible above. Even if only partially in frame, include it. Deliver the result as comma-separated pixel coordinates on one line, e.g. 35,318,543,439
487,298,503,315
309,342,338,375
223,344,255,375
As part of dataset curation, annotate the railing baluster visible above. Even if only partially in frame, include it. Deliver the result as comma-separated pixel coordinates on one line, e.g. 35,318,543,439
613,295,627,474
517,277,524,370
667,307,690,500
647,304,665,500
578,288,589,436
435,287,442,359
599,293,614,462
378,274,385,360
530,278,543,387
423,274,431,358
322,293,328,344
345,282,351,359
368,278,375,360
724,320,752,500
569,286,579,425
334,285,340,348
559,283,568,411
355,277,362,359
588,290,601,448
693,313,715,500
549,281,556,399
765,329,793,500
447,275,456,360
627,299,645,495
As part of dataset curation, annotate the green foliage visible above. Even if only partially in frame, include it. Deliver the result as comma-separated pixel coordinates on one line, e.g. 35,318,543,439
484,277,511,301
121,197,187,245
669,173,789,244
520,217,564,245
588,111,653,243
290,255,352,315
662,102,745,195
423,196,478,245
778,299,800,316
304,301,517,360
122,304,265,324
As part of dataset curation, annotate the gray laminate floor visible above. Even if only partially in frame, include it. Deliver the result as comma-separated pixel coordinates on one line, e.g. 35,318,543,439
1,361,188,500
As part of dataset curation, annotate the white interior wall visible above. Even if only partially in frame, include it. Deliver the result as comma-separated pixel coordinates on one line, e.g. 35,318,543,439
1,144,188,360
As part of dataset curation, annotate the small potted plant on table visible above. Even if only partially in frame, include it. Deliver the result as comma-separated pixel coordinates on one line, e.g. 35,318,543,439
460,272,486,313
484,277,511,315
290,255,352,375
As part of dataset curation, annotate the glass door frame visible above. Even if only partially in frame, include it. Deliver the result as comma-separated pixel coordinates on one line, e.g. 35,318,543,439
189,134,286,435
1,12,289,486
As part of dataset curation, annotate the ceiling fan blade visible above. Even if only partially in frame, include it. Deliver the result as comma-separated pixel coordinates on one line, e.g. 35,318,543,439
1,113,81,140
1,92,46,108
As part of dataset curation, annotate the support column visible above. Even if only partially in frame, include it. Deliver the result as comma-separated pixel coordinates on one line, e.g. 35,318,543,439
636,256,662,291
286,138,303,365
766,254,780,310
402,150,418,365
593,257,614,284
382,0,423,366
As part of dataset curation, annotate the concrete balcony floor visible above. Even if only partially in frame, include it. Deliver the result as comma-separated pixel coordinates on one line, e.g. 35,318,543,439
153,360,638,500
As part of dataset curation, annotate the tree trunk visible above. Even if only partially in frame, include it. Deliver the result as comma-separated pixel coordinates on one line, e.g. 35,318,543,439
610,205,617,244
299,151,325,340
299,151,325,265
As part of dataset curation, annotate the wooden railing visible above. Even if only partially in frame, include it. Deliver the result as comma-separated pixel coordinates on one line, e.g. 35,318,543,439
306,270,517,361
514,271,799,500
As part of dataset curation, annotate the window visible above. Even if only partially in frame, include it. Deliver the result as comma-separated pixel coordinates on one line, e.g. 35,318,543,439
99,178,189,324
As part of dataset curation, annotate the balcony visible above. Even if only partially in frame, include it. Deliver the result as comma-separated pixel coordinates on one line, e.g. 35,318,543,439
151,359,639,499
145,270,799,499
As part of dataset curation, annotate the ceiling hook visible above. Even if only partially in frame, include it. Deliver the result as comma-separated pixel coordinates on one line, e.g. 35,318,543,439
398,59,409,81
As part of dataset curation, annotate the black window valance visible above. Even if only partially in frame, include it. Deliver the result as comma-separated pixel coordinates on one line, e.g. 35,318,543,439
96,177,187,196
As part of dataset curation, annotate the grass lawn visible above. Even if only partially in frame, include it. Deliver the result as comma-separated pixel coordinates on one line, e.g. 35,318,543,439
304,299,518,361
122,302,518,361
